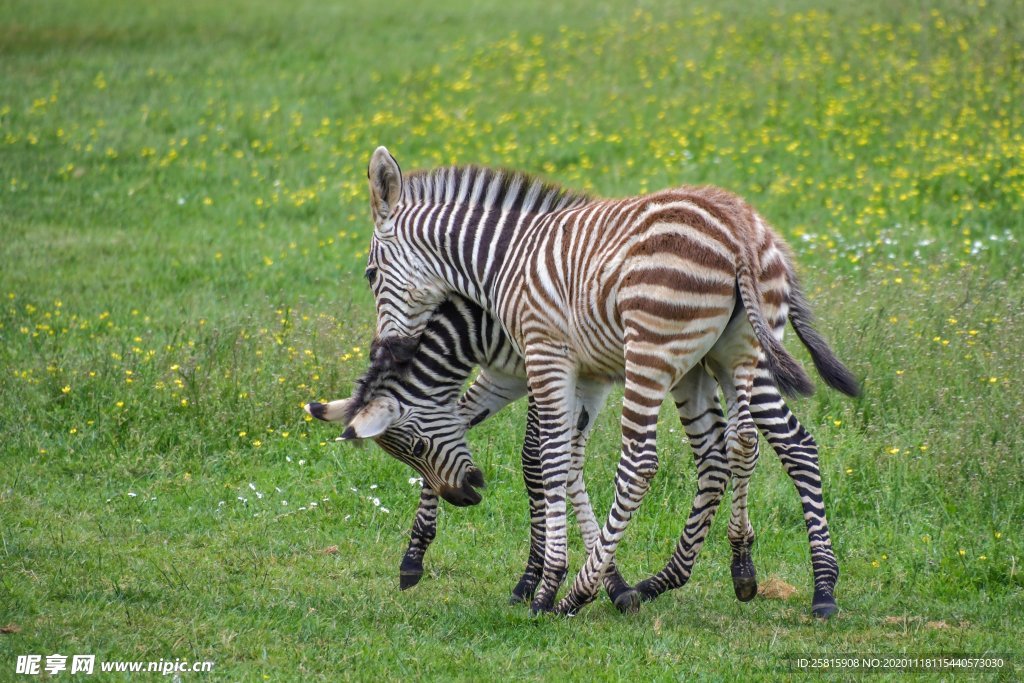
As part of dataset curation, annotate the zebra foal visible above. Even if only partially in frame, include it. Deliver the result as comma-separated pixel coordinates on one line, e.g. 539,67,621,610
308,296,635,608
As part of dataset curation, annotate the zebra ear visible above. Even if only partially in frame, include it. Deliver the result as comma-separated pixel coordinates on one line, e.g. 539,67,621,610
304,398,350,423
343,396,400,439
368,146,402,223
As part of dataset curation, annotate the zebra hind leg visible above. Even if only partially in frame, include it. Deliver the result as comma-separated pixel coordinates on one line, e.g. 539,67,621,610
750,371,840,618
563,383,640,613
633,367,729,602
715,360,761,603
726,427,759,602
554,344,680,616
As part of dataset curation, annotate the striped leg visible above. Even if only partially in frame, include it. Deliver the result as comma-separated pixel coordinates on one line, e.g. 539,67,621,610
509,396,547,604
455,371,552,605
634,367,730,600
565,381,636,612
399,485,439,590
524,345,578,614
749,371,839,617
512,382,633,608
555,345,684,615
634,362,841,618
714,361,761,602
452,369,631,608
398,369,529,596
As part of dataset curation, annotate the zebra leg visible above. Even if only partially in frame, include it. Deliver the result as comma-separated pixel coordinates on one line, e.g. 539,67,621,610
555,347,680,616
524,346,578,615
749,371,840,618
457,369,528,429
634,366,730,601
715,361,760,603
453,370,546,604
399,485,439,590
564,380,637,613
509,396,547,604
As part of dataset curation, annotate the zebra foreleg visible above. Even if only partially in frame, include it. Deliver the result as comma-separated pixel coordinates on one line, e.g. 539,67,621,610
554,350,674,616
399,485,439,590
509,396,547,604
524,348,578,615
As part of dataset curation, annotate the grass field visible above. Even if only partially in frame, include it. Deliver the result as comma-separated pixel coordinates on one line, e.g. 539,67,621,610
2,0,1023,679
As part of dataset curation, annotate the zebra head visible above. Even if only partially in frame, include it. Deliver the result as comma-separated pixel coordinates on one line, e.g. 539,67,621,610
305,396,484,507
366,146,446,365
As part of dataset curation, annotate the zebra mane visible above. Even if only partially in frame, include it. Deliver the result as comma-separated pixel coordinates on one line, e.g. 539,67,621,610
402,165,593,214
342,335,419,424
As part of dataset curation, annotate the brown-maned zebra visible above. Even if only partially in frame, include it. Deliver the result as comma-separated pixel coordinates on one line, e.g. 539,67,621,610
353,147,858,615
310,294,852,617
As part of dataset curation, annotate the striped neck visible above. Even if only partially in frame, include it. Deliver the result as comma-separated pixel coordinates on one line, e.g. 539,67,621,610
397,165,593,313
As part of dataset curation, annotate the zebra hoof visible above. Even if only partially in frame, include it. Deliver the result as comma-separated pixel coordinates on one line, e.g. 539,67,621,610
509,589,533,606
612,589,641,614
731,547,757,602
811,592,838,619
733,576,758,602
633,578,662,602
509,574,540,605
399,569,423,591
529,594,555,616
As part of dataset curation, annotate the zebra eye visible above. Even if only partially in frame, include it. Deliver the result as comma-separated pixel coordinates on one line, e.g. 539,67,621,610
411,438,427,458
364,267,378,283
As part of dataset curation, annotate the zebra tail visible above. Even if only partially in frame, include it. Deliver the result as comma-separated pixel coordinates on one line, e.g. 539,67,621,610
786,277,861,398
735,259,816,397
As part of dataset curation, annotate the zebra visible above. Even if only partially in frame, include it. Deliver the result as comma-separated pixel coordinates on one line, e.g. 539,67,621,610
354,147,859,615
308,296,635,610
309,294,851,617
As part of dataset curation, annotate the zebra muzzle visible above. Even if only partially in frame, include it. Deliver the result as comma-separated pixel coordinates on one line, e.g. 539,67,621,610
438,468,485,507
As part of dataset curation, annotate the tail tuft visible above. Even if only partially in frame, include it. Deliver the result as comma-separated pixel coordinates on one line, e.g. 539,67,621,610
759,332,816,397
787,279,860,398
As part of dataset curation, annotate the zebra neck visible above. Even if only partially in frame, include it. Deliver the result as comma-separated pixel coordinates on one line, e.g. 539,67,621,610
400,165,593,323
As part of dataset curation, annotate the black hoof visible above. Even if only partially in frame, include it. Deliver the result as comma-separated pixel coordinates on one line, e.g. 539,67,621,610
399,569,423,591
553,595,584,617
613,589,641,614
604,570,631,602
398,556,424,591
733,576,758,602
811,592,838,619
510,588,534,606
731,546,757,602
509,575,540,605
530,595,555,616
633,578,662,602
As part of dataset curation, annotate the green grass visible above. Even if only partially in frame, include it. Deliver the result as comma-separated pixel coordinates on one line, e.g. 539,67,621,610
2,0,1023,679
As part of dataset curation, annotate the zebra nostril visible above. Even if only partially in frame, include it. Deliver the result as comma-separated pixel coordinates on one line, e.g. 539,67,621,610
466,468,485,489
